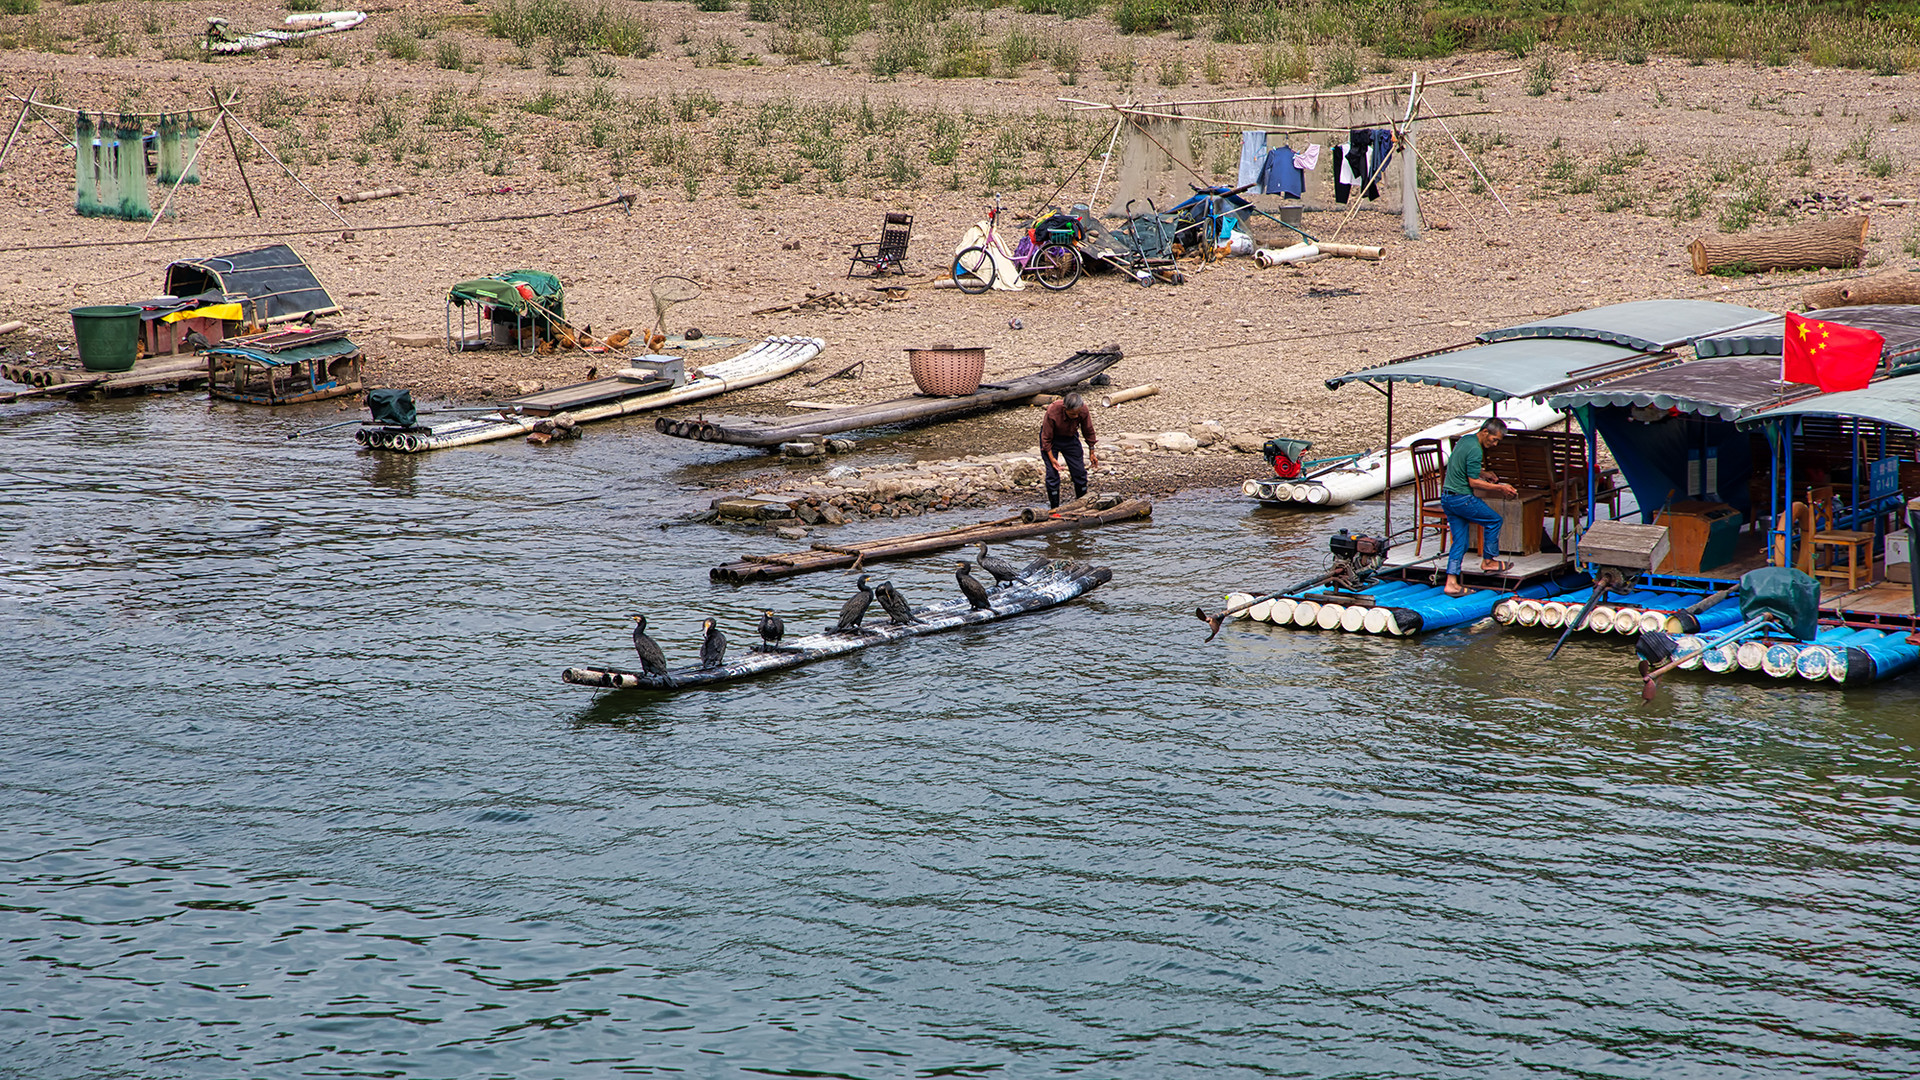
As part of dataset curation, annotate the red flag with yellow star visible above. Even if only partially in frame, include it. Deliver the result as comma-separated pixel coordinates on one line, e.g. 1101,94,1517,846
1784,312,1883,392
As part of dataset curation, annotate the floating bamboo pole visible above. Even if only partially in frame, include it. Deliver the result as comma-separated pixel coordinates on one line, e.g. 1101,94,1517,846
710,498,1153,583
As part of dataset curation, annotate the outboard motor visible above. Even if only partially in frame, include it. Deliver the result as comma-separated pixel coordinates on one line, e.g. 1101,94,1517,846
1262,436,1311,479
1329,528,1391,576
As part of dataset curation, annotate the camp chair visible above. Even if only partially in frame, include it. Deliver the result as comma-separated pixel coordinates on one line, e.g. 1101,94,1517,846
848,212,912,278
1410,438,1449,556
1805,484,1876,591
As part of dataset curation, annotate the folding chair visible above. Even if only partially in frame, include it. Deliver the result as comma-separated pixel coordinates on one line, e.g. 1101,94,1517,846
848,212,912,278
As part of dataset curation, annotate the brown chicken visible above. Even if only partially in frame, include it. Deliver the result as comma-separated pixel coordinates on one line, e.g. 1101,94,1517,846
602,328,633,350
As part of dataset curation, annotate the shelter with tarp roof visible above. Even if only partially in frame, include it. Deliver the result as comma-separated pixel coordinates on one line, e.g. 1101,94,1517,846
445,270,566,352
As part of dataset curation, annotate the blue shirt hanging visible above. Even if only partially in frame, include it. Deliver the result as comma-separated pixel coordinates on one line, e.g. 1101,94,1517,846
1256,145,1304,197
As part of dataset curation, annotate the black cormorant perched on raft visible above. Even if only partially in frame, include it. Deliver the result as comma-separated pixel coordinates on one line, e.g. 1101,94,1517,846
974,542,1020,586
700,617,727,668
836,574,874,632
956,562,993,610
757,609,785,651
630,615,668,675
874,582,921,625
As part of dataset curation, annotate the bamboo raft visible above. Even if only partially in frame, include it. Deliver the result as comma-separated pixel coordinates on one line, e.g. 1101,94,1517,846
654,347,1122,447
0,354,209,402
710,496,1152,583
564,558,1112,691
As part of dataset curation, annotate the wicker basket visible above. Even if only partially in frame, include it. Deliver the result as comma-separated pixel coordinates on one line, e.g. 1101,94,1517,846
905,345,987,396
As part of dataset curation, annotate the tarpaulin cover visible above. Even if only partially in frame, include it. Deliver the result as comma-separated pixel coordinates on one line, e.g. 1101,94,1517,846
447,269,564,317
205,336,360,367
366,388,417,427
1735,370,1920,436
1738,566,1820,641
1548,355,1809,420
1478,300,1776,353
1327,337,1653,402
164,244,339,322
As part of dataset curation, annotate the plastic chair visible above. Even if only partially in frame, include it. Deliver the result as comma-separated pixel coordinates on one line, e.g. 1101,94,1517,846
848,212,912,278
1410,438,1449,556
1806,484,1876,591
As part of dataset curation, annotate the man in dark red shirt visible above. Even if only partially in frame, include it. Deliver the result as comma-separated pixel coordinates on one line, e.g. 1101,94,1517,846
1040,391,1098,508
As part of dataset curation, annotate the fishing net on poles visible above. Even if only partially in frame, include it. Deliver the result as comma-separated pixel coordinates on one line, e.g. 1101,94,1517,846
650,275,701,337
1107,117,1196,216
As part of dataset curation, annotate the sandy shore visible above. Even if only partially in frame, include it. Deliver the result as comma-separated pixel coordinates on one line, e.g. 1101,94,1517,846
1,1,1914,492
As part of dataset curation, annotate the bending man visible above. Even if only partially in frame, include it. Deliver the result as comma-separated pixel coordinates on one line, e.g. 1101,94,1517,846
1040,391,1099,509
1441,417,1518,597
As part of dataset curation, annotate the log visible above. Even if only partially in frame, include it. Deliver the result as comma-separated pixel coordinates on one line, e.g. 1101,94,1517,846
1101,383,1158,407
1316,242,1385,260
338,186,408,204
1802,269,1920,311
1688,216,1868,276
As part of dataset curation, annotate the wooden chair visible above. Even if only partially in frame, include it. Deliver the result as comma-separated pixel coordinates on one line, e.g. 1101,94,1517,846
1410,438,1449,556
848,212,913,278
1806,484,1876,591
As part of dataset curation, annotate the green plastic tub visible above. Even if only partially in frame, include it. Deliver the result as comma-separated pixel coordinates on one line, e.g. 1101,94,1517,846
70,305,142,372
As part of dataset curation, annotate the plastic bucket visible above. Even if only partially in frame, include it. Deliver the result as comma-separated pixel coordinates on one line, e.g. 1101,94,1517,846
70,305,142,372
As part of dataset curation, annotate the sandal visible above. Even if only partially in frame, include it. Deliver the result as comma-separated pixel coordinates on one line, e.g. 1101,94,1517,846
1443,584,1470,597
1480,559,1513,573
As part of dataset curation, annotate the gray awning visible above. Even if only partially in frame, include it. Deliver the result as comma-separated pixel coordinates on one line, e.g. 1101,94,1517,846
1478,299,1777,352
1693,304,1920,359
1548,355,1809,420
1736,372,1920,434
1326,337,1659,402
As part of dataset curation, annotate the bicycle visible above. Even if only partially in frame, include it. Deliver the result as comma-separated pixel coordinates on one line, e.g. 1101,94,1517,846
952,197,1082,294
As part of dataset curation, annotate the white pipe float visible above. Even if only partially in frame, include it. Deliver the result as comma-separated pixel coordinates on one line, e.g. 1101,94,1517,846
1254,242,1320,267
1514,600,1542,627
1241,479,1262,497
1538,602,1567,629
1269,598,1296,624
1292,600,1320,627
1586,605,1615,633
1702,643,1739,672
1339,606,1368,632
1492,599,1516,624
1761,642,1800,678
1610,609,1641,635
1315,604,1344,630
1363,607,1393,634
1735,640,1768,671
1224,593,1255,617
1638,610,1668,635
1796,646,1834,681
1248,599,1274,622
1675,635,1706,670
1305,486,1331,505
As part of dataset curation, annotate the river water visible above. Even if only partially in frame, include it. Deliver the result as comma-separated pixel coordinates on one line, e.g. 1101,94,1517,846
3,392,1917,1080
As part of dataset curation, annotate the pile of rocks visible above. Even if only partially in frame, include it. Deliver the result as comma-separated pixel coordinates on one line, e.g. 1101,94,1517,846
1103,421,1269,455
732,451,1049,524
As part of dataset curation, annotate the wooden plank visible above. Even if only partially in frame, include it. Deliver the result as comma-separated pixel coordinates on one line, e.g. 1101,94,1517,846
710,499,1153,583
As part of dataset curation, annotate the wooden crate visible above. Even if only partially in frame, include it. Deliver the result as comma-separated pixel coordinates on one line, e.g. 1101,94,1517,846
1578,520,1671,571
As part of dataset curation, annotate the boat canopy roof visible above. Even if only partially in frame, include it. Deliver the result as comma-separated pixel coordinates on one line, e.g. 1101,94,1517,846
1694,304,1920,359
1326,337,1657,402
1736,372,1920,435
1547,355,1809,420
205,336,360,367
1476,299,1777,352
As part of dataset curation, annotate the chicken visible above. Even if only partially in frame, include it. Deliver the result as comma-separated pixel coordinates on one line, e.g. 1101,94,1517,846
602,328,633,350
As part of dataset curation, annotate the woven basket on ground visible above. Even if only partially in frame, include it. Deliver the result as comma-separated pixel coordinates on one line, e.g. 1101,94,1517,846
906,345,986,396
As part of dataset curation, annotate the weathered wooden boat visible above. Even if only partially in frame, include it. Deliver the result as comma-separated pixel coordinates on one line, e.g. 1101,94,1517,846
1242,398,1564,507
355,336,823,452
205,328,363,405
711,497,1152,583
563,558,1111,691
653,347,1122,448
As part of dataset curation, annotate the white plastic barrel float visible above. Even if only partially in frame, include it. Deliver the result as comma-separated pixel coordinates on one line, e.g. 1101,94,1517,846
1674,635,1705,669
1292,600,1320,628
1315,604,1344,629
1248,598,1274,622
1638,610,1668,635
1796,645,1835,681
1539,602,1567,629
1339,606,1368,632
1514,600,1542,627
1761,642,1800,678
1735,639,1768,671
1269,597,1296,624
1363,607,1394,634
1610,608,1641,635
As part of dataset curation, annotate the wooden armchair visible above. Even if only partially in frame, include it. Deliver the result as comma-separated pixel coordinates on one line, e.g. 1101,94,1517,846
848,212,913,278
1806,484,1876,591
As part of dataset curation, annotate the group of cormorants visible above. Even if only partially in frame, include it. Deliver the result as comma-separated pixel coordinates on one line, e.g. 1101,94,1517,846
628,542,1025,676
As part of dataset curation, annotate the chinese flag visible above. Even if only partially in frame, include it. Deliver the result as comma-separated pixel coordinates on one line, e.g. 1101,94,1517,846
1783,312,1884,392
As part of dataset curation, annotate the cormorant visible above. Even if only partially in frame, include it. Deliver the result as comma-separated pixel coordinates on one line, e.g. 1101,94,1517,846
955,562,993,610
758,609,785,651
974,542,1020,586
630,615,667,675
836,574,874,632
874,582,921,625
699,617,726,669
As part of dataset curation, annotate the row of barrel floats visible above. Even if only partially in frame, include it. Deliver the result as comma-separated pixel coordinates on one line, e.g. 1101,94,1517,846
1222,589,1414,636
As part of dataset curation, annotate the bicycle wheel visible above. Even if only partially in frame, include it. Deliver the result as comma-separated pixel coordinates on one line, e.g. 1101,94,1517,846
953,246,995,294
1035,244,1081,291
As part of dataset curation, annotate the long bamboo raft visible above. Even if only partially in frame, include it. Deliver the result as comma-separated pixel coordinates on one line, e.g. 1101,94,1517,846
710,496,1152,583
0,354,209,402
564,558,1113,691
654,347,1122,447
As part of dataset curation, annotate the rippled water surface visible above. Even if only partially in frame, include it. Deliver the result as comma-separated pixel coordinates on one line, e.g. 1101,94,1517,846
3,393,1918,1079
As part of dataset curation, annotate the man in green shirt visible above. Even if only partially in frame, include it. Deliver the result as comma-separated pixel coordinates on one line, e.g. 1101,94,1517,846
1442,418,1519,596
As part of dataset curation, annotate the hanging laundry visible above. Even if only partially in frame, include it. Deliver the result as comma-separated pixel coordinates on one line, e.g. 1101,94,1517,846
1236,130,1268,189
1292,143,1320,171
1332,141,1354,204
1257,144,1304,197
1342,130,1372,204
1364,127,1394,200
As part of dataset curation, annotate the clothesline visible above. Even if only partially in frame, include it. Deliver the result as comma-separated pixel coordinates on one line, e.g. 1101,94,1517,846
1189,108,1502,135
1061,69,1520,113
3,91,239,118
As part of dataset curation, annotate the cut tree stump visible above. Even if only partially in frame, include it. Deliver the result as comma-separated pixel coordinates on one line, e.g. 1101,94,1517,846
1687,216,1869,275
1802,269,1920,310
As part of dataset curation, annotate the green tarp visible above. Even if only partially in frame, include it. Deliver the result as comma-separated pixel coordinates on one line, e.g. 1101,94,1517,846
448,270,564,320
